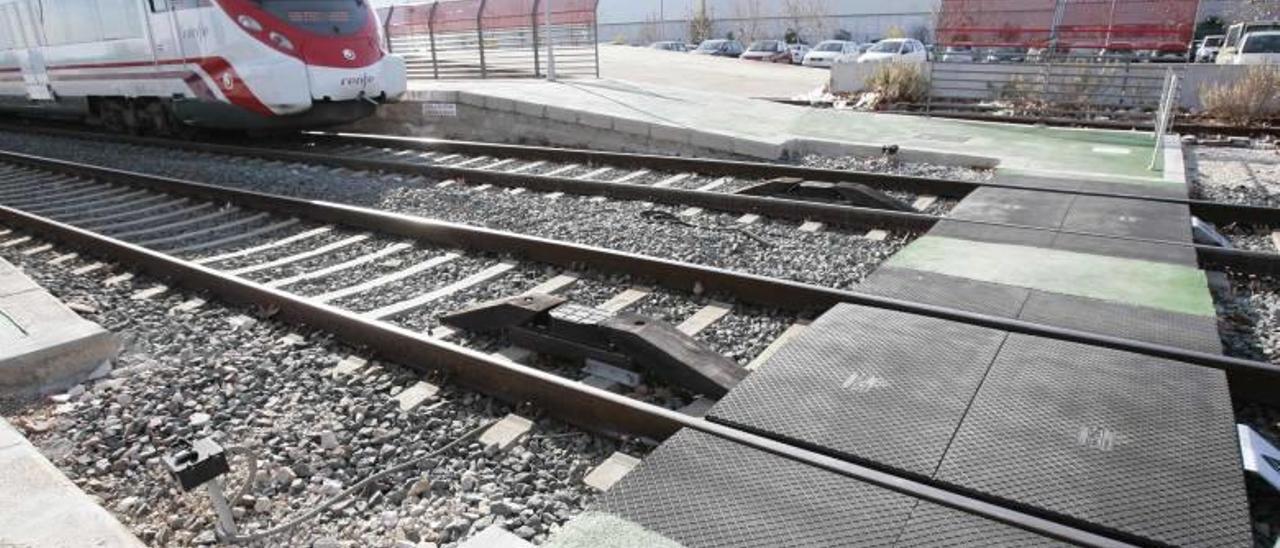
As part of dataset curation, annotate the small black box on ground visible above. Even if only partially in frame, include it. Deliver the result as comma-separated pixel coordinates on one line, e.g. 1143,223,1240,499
164,438,230,492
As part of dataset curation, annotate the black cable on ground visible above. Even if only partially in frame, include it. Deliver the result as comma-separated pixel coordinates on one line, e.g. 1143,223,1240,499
639,209,774,248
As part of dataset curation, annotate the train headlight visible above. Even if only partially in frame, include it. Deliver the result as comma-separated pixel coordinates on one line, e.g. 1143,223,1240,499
236,15,263,32
269,32,296,51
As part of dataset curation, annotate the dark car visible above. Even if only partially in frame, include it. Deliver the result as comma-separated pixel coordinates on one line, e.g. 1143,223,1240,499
649,41,688,53
740,40,792,63
692,39,746,57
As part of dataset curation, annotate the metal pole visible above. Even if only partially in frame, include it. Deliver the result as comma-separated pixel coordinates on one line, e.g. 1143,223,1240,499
429,3,439,80
593,0,600,78
660,0,665,41
532,0,542,77
545,0,556,82
478,0,488,79
384,6,396,54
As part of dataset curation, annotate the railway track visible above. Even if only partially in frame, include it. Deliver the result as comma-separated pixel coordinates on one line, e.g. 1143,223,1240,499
3,149,1278,546
2,123,1279,280
0,144,1164,547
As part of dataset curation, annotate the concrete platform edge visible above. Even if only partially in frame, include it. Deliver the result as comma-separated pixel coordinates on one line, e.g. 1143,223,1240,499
0,417,146,547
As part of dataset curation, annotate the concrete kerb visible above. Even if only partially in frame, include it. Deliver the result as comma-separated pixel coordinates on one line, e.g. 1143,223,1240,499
458,91,488,108
485,96,518,113
690,131,736,155
514,100,547,118
649,124,692,146
362,95,1005,167
1162,134,1188,185
0,418,146,547
545,105,580,124
613,117,652,139
577,111,616,131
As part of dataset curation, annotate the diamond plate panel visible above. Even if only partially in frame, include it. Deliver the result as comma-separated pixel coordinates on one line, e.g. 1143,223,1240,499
1049,232,1198,266
935,334,1251,547
947,187,1076,229
893,502,1072,548
1058,195,1193,243
859,267,1030,319
929,220,1056,248
1018,290,1223,354
992,172,1084,193
708,304,1007,477
595,429,919,548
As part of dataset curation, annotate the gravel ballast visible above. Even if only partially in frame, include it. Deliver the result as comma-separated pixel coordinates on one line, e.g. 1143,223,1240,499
1211,271,1280,547
1191,144,1280,208
0,131,916,291
0,235,636,548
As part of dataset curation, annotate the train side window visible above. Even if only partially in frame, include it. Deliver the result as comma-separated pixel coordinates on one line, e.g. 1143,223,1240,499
150,0,170,12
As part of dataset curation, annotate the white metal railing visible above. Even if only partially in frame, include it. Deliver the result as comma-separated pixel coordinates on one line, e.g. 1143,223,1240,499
1149,68,1180,171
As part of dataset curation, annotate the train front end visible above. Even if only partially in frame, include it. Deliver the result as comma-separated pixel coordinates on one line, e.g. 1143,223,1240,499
214,0,406,128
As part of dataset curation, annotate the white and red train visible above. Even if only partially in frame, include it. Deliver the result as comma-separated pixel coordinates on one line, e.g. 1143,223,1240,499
0,0,406,132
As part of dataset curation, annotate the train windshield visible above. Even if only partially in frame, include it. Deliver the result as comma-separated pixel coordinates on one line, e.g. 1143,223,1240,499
258,0,369,36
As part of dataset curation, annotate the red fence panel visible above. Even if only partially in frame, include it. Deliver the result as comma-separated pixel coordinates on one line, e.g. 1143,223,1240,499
379,0,599,79
936,0,1199,51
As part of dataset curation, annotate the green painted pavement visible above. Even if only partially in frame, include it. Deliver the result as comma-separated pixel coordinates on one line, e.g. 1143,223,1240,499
885,236,1214,317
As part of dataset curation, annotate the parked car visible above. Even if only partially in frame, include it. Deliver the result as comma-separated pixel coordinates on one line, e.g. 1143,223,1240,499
857,38,928,63
740,40,792,63
1096,45,1138,63
940,45,974,62
1196,34,1225,62
787,43,812,64
802,40,860,68
1218,21,1280,64
1233,31,1280,64
1027,46,1069,62
1136,47,1187,63
649,41,688,53
984,47,1027,63
692,39,745,57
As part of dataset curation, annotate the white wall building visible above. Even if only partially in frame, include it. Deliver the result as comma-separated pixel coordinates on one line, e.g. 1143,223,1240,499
595,0,1266,46
598,0,939,45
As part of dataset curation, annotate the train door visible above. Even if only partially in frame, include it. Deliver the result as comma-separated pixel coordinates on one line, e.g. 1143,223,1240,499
170,0,209,61
144,0,180,62
9,1,52,100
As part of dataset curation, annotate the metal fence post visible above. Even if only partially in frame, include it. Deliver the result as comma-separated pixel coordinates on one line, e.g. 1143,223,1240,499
383,6,395,54
532,0,542,78
478,0,489,79
593,0,601,78
428,2,439,80
1149,70,1177,171
545,0,556,82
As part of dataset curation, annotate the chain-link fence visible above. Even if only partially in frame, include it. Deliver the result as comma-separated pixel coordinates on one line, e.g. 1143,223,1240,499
380,0,600,80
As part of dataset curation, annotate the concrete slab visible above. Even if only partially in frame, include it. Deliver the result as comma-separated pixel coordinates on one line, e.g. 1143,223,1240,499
583,452,642,492
382,76,1175,182
394,381,440,412
478,414,533,452
0,259,120,396
0,417,145,547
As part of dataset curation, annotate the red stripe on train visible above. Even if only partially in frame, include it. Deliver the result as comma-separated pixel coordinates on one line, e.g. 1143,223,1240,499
37,57,274,117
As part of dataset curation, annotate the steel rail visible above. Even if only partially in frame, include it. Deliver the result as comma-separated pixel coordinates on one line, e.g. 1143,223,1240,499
305,131,1280,227
5,122,1280,227
0,165,1139,548
10,126,1279,276
1,149,1278,392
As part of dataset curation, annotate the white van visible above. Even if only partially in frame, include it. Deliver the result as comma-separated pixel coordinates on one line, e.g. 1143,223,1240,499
1234,31,1280,64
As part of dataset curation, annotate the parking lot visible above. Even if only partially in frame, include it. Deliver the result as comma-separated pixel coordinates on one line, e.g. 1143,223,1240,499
598,44,831,98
